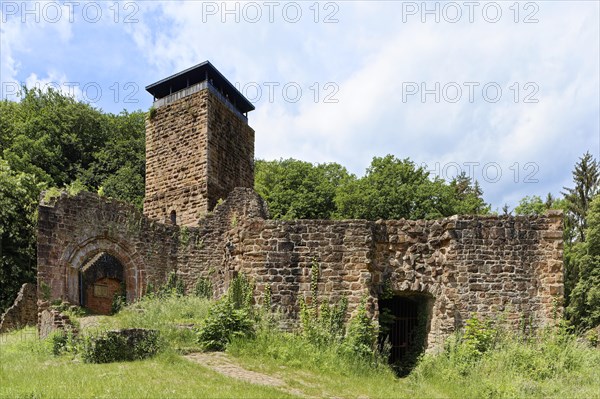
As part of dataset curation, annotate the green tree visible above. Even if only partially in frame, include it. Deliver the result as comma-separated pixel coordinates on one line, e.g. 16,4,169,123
0,87,108,187
514,194,565,216
81,111,146,208
565,195,600,331
0,160,41,311
562,152,599,242
0,88,147,310
335,155,489,220
254,159,351,219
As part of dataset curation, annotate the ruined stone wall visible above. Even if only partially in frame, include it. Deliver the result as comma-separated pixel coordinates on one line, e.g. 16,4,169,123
37,189,563,349
36,189,266,307
0,283,37,333
38,192,179,305
144,87,254,227
227,219,373,325
224,207,563,347
371,212,563,349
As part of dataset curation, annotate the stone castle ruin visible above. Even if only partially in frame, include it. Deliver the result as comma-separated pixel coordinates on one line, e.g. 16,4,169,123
31,61,563,354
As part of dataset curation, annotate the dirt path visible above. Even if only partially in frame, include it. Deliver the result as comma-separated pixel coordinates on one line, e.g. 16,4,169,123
78,316,102,330
185,352,313,398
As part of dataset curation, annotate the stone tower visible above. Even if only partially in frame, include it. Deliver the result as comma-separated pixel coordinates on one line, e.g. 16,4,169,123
144,61,255,226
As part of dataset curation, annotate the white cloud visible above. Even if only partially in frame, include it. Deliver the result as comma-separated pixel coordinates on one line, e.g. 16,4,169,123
1,0,75,98
5,0,596,209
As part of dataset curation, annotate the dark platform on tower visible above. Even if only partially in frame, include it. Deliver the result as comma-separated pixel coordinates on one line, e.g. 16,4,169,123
145,61,255,115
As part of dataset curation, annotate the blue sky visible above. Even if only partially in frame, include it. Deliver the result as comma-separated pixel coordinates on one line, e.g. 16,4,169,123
1,1,599,210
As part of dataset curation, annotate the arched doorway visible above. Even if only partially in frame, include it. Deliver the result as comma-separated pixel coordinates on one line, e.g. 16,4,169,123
378,293,433,376
80,252,125,315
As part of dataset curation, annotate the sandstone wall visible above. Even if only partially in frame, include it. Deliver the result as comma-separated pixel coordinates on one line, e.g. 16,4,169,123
38,192,179,304
224,210,563,346
206,89,255,211
144,89,210,226
37,189,563,349
0,283,37,333
144,86,254,226
227,219,373,325
37,189,266,306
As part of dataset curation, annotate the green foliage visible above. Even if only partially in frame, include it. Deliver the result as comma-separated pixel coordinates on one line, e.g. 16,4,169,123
461,316,497,357
0,160,41,311
162,271,185,297
148,106,157,120
514,195,548,215
196,298,255,351
440,316,498,375
196,274,256,351
194,277,213,299
111,283,127,314
342,298,378,360
227,323,397,389
228,273,254,310
99,164,145,209
562,151,599,242
335,156,489,220
565,194,600,331
409,323,600,398
40,281,51,301
41,186,62,204
299,259,348,347
105,293,211,351
263,284,272,312
179,226,190,247
254,158,352,219
47,330,79,356
81,329,161,363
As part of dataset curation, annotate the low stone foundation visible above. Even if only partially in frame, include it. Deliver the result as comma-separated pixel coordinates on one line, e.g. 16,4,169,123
38,301,78,339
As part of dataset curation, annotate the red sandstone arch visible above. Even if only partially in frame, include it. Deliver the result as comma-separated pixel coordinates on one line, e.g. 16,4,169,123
59,236,146,305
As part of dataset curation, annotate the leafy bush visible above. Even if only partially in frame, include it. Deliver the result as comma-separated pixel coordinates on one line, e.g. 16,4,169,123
462,316,497,356
163,272,185,297
81,329,160,363
111,282,127,314
197,274,256,351
47,330,79,356
196,298,255,351
342,298,378,360
298,259,348,347
440,316,498,375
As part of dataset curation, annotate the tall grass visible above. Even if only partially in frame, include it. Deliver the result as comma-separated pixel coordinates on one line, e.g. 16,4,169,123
2,293,599,399
408,324,600,398
96,294,212,351
227,322,408,398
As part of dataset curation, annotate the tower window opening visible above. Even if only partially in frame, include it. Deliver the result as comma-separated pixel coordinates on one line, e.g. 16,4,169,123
170,210,177,225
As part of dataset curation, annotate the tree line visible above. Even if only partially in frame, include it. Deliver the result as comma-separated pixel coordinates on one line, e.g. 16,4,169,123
0,88,597,332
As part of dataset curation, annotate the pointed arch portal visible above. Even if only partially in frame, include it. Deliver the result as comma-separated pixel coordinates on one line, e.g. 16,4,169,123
80,252,124,315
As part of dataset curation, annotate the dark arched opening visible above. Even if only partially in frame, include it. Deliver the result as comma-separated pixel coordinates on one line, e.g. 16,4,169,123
170,210,177,225
80,252,125,315
378,293,433,376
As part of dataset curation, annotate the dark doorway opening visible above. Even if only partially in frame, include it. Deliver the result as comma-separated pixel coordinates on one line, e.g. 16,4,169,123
378,293,432,376
80,252,125,315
